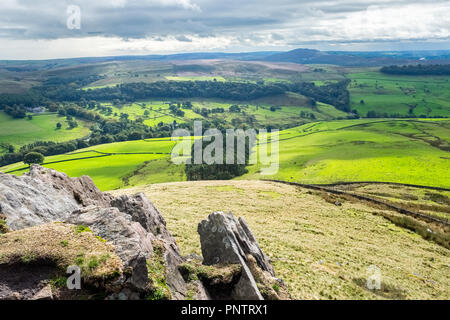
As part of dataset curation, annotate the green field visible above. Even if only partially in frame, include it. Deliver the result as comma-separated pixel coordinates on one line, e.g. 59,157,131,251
165,76,226,82
0,138,179,191
243,119,450,188
0,112,91,150
94,96,344,129
2,118,449,190
348,71,450,117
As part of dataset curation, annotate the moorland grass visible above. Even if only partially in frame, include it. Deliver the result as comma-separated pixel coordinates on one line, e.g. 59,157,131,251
111,180,450,300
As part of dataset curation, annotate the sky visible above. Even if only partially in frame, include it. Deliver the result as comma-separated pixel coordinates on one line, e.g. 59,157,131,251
0,0,449,60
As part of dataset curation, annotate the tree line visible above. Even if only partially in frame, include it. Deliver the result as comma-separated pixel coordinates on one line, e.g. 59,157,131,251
0,79,352,167
36,80,351,112
380,64,450,76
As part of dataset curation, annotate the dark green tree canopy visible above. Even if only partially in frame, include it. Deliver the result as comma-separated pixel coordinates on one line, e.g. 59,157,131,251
23,152,45,166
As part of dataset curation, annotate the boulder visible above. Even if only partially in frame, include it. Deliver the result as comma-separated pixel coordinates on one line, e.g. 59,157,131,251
197,212,279,300
0,165,187,299
0,165,111,230
0,166,285,300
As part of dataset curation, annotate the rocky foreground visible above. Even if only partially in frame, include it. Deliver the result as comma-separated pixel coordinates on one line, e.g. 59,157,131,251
0,165,289,300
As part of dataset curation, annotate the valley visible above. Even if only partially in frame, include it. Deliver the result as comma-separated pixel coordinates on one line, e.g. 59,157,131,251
0,49,449,301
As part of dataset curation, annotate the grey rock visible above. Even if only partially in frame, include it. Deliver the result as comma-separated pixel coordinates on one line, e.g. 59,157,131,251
110,193,187,298
31,285,53,300
191,280,212,300
0,165,187,299
0,165,111,230
0,166,277,301
198,211,277,300
66,206,154,293
198,212,274,275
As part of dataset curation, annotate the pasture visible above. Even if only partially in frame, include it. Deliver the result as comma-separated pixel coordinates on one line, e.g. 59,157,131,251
0,111,91,150
348,71,450,117
95,96,343,129
1,138,176,191
2,119,449,191
242,119,450,188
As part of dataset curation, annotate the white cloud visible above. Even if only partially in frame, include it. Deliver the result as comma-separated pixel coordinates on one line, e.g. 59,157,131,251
0,0,448,59
0,35,233,60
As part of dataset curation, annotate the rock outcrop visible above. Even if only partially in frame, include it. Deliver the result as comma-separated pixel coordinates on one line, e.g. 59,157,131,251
197,212,290,300
0,166,289,300
0,165,111,230
0,165,186,299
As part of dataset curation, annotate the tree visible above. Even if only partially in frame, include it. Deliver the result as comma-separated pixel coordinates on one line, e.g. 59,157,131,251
367,110,377,118
24,152,45,166
229,105,241,113
128,131,142,140
68,120,78,129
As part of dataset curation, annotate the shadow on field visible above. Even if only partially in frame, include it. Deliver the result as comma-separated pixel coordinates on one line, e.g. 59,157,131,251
353,277,407,299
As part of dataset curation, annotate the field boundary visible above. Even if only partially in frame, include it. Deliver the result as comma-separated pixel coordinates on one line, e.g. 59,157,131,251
3,149,172,174
264,179,449,226
309,181,450,192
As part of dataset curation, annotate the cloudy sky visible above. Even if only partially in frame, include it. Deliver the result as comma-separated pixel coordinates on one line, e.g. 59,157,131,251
0,0,449,59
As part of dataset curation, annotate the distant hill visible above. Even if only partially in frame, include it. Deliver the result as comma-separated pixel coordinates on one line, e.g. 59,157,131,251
263,48,422,66
1,48,450,70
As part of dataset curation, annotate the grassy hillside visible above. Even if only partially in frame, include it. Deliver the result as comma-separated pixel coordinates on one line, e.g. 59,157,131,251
0,138,179,191
0,111,91,150
111,180,450,300
243,119,450,188
2,119,449,190
348,71,450,117
93,96,344,129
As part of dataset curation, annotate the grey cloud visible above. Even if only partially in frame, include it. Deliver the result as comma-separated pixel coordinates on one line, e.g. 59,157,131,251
0,0,448,56
175,35,192,42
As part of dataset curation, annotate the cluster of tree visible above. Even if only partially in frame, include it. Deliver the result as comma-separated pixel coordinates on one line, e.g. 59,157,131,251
192,107,226,117
2,105,27,118
365,110,448,119
270,106,282,112
299,111,316,119
181,101,193,109
169,104,185,117
23,152,45,166
40,81,287,103
0,143,15,153
58,103,102,122
0,92,44,109
185,133,254,181
44,74,105,87
229,105,241,113
380,64,450,76
288,80,351,112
